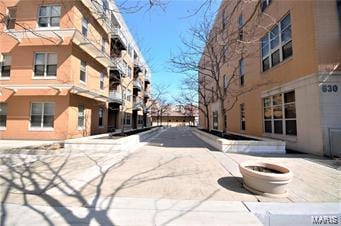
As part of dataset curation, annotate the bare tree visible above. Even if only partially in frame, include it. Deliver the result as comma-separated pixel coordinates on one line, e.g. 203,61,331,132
148,84,170,126
171,0,275,133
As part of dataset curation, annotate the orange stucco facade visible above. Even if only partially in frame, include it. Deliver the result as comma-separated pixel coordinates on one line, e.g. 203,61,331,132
0,0,152,140
199,0,341,156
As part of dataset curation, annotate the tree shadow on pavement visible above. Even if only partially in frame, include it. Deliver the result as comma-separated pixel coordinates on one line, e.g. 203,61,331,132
0,148,215,226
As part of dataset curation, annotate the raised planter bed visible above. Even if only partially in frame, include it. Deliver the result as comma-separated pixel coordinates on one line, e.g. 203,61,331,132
192,128,285,154
64,127,161,152
239,161,293,198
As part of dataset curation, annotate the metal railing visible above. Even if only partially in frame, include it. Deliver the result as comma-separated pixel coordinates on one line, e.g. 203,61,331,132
109,90,123,103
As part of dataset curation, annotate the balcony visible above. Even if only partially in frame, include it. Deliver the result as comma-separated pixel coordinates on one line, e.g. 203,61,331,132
133,80,143,91
110,59,128,79
133,96,143,111
134,58,144,75
111,27,127,51
109,90,123,104
4,29,114,68
144,72,151,84
144,90,150,99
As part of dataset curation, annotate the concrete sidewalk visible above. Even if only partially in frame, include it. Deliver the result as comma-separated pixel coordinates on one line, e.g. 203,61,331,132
0,127,339,225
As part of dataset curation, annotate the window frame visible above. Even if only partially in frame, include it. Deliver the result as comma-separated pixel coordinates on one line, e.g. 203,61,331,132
80,60,87,83
0,103,7,130
77,105,85,130
260,13,292,72
239,58,245,86
37,5,61,28
240,103,246,131
33,52,57,79
0,54,11,80
98,107,104,127
260,0,272,12
99,72,104,90
82,17,88,37
29,102,55,130
262,90,297,137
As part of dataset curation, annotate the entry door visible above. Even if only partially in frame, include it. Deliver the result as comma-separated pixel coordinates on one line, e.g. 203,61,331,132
329,129,341,157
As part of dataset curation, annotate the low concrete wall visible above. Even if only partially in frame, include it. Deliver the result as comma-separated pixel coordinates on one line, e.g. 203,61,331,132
64,127,161,152
193,129,286,154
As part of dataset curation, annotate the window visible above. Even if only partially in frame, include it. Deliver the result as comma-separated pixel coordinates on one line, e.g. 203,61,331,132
122,87,126,100
224,112,227,130
6,7,16,29
263,91,297,136
0,103,7,128
124,113,131,125
100,72,104,89
78,105,85,128
223,74,228,94
239,58,244,86
34,53,57,77
238,14,244,40
240,104,245,130
101,37,106,53
128,66,132,78
222,10,227,29
30,103,54,128
38,5,61,27
1,54,11,78
80,60,86,83
261,13,292,72
82,17,88,37
127,89,132,101
212,111,218,130
98,108,104,127
102,0,109,13
260,0,272,12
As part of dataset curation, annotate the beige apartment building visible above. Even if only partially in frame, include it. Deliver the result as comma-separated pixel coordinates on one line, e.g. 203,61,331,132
199,0,341,156
0,0,151,140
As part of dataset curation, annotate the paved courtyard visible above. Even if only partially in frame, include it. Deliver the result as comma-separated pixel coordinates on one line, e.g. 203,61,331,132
0,127,340,225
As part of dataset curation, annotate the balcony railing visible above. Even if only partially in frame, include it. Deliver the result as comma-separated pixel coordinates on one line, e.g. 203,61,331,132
134,58,144,73
109,90,123,104
111,58,128,76
133,96,143,110
111,27,127,50
133,80,143,91
144,73,151,83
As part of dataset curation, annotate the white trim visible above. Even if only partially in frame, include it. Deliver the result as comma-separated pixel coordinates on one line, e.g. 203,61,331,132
36,5,62,29
32,52,57,79
0,127,6,131
29,102,55,130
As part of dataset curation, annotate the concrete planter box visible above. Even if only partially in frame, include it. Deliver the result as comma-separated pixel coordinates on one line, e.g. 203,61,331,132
64,127,161,152
192,129,285,154
239,161,293,198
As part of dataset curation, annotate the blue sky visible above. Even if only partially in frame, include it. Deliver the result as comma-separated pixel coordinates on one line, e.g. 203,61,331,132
117,0,221,102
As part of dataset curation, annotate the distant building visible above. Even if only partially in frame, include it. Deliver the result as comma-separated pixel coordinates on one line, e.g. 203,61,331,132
199,0,341,156
151,104,198,127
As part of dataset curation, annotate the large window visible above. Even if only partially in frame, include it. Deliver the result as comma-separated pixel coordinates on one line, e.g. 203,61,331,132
82,17,88,37
38,5,61,27
239,58,244,86
80,60,86,83
1,54,11,78
240,104,245,130
34,53,57,77
261,13,292,72
98,108,104,127
263,91,297,136
78,105,85,128
30,103,54,129
0,103,7,128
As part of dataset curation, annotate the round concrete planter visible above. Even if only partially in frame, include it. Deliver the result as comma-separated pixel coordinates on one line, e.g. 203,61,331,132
239,161,293,198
